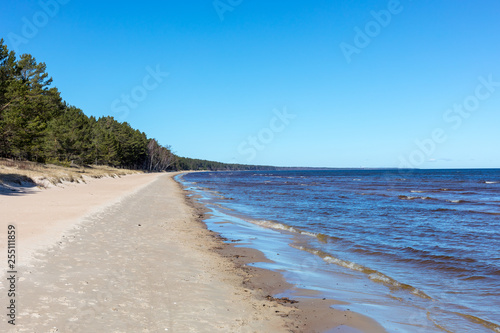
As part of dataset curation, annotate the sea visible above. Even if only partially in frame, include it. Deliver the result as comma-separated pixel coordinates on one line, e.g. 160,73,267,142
176,169,500,333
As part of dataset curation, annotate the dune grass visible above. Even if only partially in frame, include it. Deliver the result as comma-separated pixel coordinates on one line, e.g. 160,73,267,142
0,158,143,189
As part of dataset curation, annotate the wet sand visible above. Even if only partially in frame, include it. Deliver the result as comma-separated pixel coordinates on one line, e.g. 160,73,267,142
0,172,386,332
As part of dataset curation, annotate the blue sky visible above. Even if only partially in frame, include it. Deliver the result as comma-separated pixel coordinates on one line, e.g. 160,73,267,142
1,0,499,168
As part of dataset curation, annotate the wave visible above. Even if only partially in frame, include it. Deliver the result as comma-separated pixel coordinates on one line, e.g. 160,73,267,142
432,207,500,216
468,210,500,216
463,275,487,281
484,181,499,184
210,203,234,211
426,188,473,193
399,246,479,263
440,198,484,204
351,248,387,256
433,208,456,213
453,312,500,333
357,192,391,198
397,195,484,205
249,219,487,275
398,195,437,201
250,219,343,244
291,245,432,299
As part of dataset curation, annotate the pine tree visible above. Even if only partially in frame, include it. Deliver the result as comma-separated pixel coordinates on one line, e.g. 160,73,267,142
0,39,18,157
45,105,92,165
2,52,63,161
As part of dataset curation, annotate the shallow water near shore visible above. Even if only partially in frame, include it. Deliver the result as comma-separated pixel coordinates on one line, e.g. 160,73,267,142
176,169,500,333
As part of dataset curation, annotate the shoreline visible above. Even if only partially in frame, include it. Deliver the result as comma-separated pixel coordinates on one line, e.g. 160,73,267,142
175,172,388,333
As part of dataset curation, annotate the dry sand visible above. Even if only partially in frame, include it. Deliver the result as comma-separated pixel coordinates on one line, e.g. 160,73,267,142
0,172,387,332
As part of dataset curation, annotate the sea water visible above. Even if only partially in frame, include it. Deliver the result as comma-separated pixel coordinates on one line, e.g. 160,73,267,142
177,169,500,333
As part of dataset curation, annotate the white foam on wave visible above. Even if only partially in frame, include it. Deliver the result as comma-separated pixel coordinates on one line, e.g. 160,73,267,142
399,195,437,201
253,219,292,231
399,195,418,200
292,245,432,300
251,220,325,240
368,273,392,284
301,231,318,238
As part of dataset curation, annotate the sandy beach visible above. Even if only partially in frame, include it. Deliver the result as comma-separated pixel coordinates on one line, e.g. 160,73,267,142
0,172,386,332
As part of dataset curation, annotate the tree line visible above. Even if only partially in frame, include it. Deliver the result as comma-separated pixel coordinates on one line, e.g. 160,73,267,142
174,157,281,171
0,38,278,172
0,39,177,170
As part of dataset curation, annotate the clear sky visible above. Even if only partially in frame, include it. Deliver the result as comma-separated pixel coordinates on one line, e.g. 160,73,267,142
1,0,499,168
